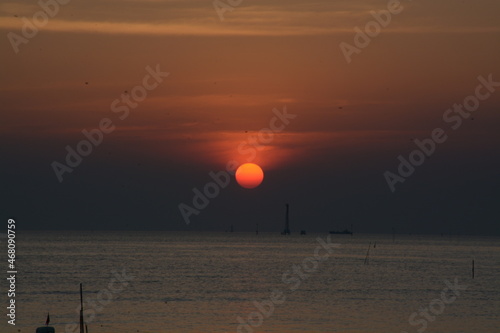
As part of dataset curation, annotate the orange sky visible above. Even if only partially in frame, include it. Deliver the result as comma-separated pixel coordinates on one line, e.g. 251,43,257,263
1,0,500,232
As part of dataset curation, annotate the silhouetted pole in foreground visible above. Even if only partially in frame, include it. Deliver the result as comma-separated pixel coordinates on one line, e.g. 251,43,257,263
80,284,84,333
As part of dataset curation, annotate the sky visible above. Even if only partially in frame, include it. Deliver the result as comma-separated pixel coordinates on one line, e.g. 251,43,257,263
1,0,499,234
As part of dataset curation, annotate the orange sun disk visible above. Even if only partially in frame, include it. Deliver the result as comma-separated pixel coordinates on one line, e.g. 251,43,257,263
235,163,264,189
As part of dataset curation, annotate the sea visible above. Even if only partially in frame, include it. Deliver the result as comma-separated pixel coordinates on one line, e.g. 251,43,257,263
1,231,499,333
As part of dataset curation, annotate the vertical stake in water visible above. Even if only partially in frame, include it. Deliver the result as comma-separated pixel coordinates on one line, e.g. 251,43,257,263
364,242,371,265
472,259,475,279
80,283,85,333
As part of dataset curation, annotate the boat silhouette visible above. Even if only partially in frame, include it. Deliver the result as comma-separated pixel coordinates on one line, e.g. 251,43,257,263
329,229,353,235
35,284,88,333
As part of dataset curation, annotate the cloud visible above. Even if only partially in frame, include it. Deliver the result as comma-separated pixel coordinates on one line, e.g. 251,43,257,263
1,0,499,37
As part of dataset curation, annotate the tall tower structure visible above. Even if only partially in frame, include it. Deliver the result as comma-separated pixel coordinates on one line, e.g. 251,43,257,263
282,203,290,235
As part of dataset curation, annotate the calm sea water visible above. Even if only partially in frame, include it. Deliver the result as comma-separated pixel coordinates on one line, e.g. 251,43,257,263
1,231,499,333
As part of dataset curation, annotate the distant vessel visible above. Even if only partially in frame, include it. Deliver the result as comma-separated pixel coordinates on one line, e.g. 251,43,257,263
330,223,353,235
281,204,291,235
36,315,55,333
329,229,353,235
36,284,88,333
36,310,54,333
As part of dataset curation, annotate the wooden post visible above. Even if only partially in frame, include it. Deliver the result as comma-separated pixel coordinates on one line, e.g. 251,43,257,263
80,284,85,333
364,242,371,265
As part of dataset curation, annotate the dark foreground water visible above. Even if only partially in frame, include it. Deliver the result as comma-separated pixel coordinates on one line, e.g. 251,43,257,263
1,231,499,332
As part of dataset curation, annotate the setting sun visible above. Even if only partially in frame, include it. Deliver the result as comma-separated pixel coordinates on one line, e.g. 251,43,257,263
235,163,264,189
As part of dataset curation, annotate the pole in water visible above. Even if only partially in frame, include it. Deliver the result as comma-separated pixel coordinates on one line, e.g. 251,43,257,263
80,283,85,333
472,259,475,279
364,242,371,265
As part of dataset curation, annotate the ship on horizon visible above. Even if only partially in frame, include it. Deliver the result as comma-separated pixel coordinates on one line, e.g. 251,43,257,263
329,229,353,235
329,224,353,235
